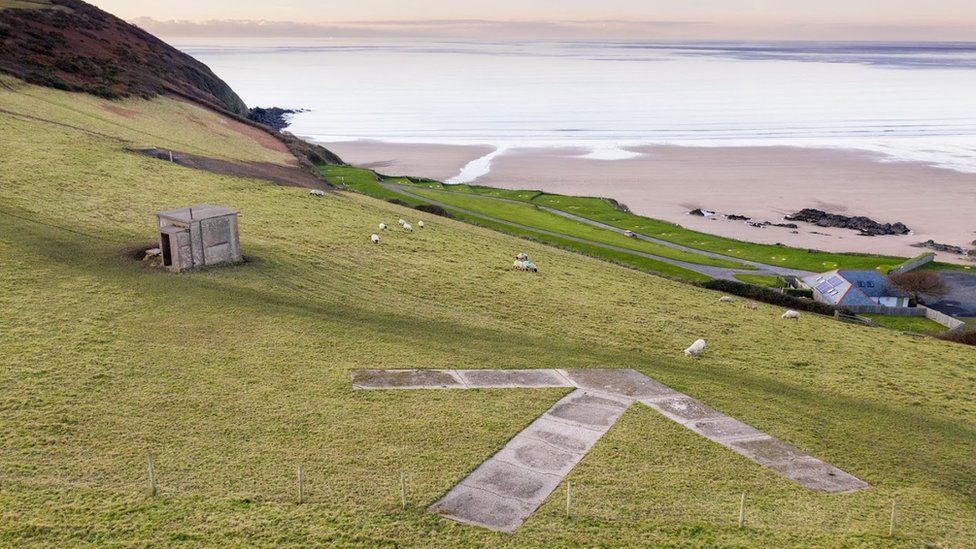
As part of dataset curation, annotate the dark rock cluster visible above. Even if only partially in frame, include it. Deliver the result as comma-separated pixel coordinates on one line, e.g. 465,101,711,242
785,209,911,236
912,240,967,255
247,107,306,131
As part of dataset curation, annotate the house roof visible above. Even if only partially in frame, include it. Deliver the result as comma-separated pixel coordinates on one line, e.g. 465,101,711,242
156,204,238,223
803,269,908,306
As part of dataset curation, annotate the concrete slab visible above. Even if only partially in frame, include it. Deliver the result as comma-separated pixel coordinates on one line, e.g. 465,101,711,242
428,390,624,532
428,485,535,532
350,369,463,390
642,395,724,424
688,417,766,442
560,368,679,399
456,369,572,388
358,369,870,532
728,438,869,493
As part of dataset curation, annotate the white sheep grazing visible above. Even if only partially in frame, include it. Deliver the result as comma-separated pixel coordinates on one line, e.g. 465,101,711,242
744,301,758,310
418,220,425,229
403,223,413,232
514,260,526,270
684,339,707,357
379,223,388,231
719,296,734,303
370,234,380,244
782,310,801,320
516,252,529,261
398,219,406,226
309,189,325,197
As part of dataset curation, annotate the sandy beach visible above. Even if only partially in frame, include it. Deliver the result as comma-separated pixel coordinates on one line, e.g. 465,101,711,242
320,140,494,182
317,140,976,263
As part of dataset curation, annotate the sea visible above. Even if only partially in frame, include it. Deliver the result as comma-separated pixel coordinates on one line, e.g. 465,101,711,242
178,39,976,176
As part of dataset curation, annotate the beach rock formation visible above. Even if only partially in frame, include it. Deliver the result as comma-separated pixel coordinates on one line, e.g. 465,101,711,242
725,214,752,221
785,209,911,236
746,221,799,229
248,107,306,131
913,240,967,255
689,208,716,217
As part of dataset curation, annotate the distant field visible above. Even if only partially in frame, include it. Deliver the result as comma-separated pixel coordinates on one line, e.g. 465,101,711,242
861,314,948,335
733,274,786,288
2,85,976,546
401,181,915,273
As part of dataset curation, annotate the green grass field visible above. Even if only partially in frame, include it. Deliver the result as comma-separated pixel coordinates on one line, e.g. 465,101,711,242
395,181,918,272
2,82,976,546
733,274,787,288
860,314,948,335
324,165,712,281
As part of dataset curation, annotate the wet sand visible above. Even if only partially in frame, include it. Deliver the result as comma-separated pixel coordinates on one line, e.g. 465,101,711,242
315,139,976,263
318,140,494,181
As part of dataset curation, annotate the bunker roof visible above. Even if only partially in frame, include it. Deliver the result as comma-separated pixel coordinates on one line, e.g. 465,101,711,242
156,204,238,224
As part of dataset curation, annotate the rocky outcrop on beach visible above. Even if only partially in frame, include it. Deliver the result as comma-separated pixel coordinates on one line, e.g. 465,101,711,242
746,221,799,229
689,208,716,217
725,214,751,221
785,209,911,236
912,240,968,255
247,107,306,131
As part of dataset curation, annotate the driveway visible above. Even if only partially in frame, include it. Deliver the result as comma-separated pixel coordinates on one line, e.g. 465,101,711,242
926,272,976,317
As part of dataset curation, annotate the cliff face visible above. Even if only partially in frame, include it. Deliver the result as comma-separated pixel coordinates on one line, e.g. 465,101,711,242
0,0,248,116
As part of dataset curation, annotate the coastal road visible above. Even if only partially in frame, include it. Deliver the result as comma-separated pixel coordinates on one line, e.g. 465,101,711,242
381,182,814,281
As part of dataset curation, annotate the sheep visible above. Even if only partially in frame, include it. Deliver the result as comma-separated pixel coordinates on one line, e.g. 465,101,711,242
379,223,388,231
743,301,758,310
782,310,801,320
514,260,526,270
370,234,380,244
719,296,734,303
684,339,706,357
524,261,538,273
418,220,425,229
516,252,529,261
309,189,325,197
403,223,414,232
398,219,406,226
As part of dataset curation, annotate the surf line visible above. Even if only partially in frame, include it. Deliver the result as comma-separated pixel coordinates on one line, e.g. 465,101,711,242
446,145,509,185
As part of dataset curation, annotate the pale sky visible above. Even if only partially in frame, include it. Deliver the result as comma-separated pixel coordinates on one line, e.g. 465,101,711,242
88,0,976,41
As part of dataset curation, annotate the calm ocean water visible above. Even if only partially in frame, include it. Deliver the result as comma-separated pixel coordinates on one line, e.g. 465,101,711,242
179,39,976,173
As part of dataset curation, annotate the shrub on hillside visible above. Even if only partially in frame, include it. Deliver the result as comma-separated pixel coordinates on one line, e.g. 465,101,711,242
700,279,842,316
414,204,454,219
937,330,976,347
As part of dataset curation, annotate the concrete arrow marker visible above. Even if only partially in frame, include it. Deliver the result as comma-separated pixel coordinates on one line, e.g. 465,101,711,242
351,368,869,533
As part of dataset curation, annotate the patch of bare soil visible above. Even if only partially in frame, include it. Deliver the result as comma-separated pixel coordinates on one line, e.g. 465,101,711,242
135,148,330,190
100,104,141,119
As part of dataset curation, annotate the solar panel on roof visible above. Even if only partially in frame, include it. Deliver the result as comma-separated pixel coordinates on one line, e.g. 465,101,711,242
827,276,844,287
816,282,832,293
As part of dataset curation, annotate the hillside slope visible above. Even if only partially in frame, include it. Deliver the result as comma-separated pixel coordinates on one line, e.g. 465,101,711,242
0,0,247,115
1,82,975,546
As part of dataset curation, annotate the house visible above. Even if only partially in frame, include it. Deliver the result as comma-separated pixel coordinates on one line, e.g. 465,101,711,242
155,205,241,272
802,270,911,308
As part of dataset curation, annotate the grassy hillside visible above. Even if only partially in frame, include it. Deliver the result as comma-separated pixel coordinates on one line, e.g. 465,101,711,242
1,89,975,546
0,0,248,115
0,75,293,165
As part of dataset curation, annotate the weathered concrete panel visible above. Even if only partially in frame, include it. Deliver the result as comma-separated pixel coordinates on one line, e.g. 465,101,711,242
428,390,625,532
560,368,678,399
350,369,463,390
356,369,871,531
456,369,572,388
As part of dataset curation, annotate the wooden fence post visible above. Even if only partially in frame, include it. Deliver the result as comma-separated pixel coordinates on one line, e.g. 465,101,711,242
400,470,407,509
566,481,573,518
889,500,897,537
738,492,746,528
147,452,157,498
